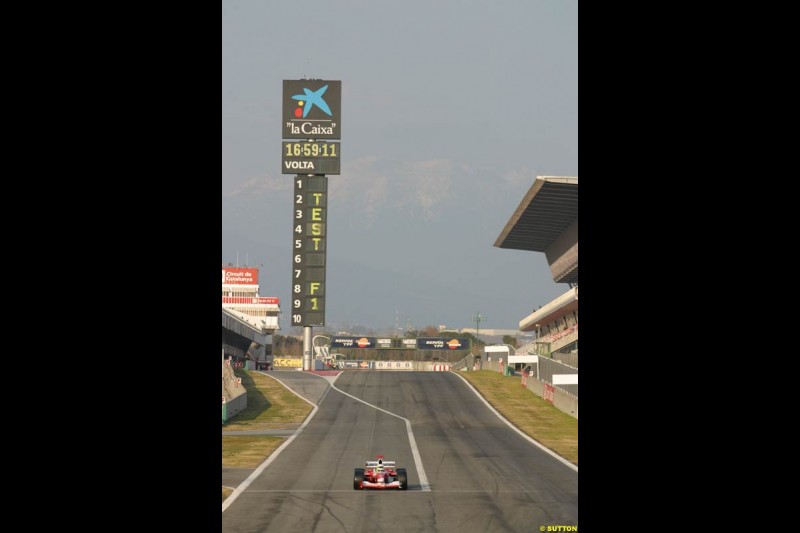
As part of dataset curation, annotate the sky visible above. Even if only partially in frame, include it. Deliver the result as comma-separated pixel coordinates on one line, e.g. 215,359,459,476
222,0,577,335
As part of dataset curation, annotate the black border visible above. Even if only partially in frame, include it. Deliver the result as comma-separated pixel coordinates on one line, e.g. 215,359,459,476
51,6,223,528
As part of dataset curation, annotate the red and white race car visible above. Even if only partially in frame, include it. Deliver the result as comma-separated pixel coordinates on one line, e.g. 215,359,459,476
353,456,408,490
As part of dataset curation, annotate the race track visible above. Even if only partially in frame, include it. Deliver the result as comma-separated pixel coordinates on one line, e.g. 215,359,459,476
222,371,577,532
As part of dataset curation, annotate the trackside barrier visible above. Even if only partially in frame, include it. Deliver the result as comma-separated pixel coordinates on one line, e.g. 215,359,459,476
222,356,247,421
521,373,578,419
269,359,469,371
374,361,415,371
536,357,578,397
222,393,247,422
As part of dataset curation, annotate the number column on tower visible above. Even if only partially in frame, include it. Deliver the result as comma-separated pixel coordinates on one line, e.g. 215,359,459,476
291,175,327,326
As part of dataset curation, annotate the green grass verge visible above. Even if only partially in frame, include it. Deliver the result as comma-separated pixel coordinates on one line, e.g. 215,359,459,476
222,435,285,468
459,371,578,465
223,370,313,430
222,369,313,502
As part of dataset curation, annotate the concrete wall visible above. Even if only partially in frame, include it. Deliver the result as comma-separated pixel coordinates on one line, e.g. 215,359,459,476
451,348,579,419
223,394,247,423
222,358,247,421
522,374,578,419
270,359,461,371
535,356,578,397
553,387,578,419
334,360,453,371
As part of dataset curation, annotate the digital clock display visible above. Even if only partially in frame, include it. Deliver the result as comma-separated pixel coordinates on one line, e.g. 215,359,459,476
282,142,340,175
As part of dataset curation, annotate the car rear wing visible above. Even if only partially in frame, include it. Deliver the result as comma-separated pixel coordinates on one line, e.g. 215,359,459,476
365,460,396,468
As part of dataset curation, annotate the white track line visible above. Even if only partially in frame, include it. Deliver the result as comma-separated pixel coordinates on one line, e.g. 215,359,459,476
229,370,569,510
222,372,319,512
328,379,431,491
223,371,432,513
453,372,578,472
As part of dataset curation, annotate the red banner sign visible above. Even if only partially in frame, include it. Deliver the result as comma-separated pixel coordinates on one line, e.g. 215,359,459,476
222,267,259,285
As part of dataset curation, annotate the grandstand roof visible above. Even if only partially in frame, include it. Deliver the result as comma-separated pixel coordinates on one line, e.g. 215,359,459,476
493,176,578,253
222,308,268,345
519,287,578,332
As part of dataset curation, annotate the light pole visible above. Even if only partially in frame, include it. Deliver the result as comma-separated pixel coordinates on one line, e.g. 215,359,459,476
473,312,485,368
473,311,484,345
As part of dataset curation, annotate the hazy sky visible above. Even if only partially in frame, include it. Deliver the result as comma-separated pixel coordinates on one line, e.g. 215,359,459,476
222,0,577,334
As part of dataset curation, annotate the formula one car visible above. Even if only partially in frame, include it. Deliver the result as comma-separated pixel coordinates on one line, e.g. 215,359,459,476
353,456,408,490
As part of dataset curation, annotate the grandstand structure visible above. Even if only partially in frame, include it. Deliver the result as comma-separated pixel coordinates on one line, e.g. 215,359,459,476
221,266,281,367
221,265,283,419
494,176,578,368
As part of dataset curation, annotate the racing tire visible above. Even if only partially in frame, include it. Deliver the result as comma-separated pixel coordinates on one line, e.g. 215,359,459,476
353,468,364,490
397,468,408,490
